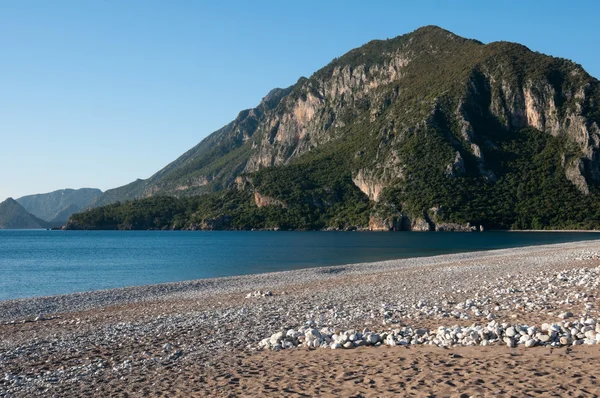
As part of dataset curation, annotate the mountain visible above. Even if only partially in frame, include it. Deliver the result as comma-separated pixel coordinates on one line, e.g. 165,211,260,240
49,204,81,225
17,188,102,222
0,198,51,229
69,26,600,231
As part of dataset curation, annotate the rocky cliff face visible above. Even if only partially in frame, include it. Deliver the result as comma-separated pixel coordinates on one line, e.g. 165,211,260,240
244,55,411,172
458,57,600,194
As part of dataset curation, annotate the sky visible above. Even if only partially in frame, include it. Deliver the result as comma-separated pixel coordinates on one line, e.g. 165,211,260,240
1,0,599,200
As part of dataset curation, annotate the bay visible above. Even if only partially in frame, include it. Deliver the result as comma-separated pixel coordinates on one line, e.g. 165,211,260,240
0,230,598,301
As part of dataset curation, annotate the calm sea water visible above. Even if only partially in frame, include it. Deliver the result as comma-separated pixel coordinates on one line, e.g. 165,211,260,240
1,230,598,301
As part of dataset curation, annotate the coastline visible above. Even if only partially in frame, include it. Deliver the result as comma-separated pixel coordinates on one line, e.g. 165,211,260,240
56,227,600,232
508,229,600,233
1,239,598,320
1,240,600,396
37,224,600,232
3,230,600,305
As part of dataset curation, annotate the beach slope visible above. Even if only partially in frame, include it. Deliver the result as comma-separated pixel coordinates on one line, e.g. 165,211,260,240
1,240,599,396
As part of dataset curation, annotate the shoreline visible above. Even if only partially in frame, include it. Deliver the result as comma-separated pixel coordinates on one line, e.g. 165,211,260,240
6,226,600,232
509,229,600,233
0,239,598,321
1,240,599,396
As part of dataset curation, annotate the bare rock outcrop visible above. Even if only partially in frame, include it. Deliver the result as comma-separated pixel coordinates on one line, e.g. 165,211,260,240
368,214,407,231
254,192,286,208
445,151,466,178
353,169,386,202
563,156,590,195
411,217,432,232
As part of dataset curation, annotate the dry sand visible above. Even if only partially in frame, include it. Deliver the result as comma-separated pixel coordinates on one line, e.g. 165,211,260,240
202,345,600,397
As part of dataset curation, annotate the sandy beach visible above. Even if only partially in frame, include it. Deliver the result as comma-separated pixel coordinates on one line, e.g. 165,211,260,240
1,240,600,397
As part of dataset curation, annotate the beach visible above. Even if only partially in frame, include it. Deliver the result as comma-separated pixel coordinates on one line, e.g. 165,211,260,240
1,240,600,397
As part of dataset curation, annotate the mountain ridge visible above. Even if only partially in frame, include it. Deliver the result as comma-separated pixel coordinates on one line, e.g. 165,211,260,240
17,188,102,222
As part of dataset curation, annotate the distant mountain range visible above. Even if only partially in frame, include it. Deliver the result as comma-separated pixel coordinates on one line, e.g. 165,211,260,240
0,188,102,229
0,198,51,229
17,188,102,224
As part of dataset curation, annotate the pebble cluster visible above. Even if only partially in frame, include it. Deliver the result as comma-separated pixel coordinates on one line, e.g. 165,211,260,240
2,315,61,326
260,262,600,350
245,290,273,298
261,317,600,350
574,250,600,261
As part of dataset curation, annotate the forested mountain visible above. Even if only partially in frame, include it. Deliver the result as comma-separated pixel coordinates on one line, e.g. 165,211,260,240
69,26,600,231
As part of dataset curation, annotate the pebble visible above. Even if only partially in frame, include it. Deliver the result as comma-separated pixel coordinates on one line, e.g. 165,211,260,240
525,339,536,348
559,312,573,319
245,290,273,298
538,335,551,343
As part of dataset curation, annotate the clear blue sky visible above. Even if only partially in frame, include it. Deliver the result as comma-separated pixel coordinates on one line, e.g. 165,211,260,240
1,0,598,200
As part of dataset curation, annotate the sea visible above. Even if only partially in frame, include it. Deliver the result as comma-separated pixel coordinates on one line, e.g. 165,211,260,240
1,230,598,301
